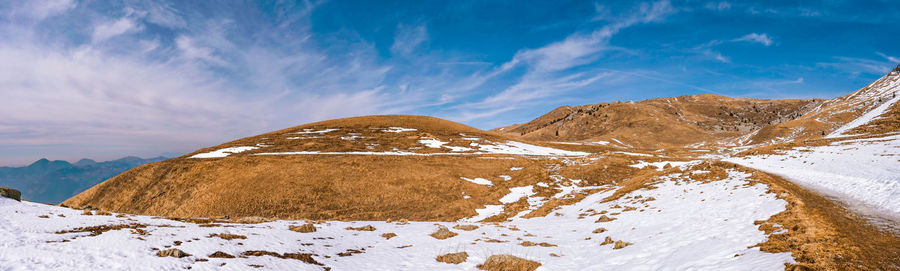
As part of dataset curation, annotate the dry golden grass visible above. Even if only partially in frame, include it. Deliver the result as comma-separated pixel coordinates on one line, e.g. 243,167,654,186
208,233,246,240
729,164,900,271
430,225,458,240
380,233,397,240
613,240,632,249
600,236,614,246
56,223,147,238
345,225,376,231
436,251,468,264
65,115,567,221
208,251,235,258
65,154,552,221
452,224,479,231
519,241,556,247
289,223,316,233
477,255,541,271
157,248,190,258
241,251,323,266
495,94,820,149
848,99,900,136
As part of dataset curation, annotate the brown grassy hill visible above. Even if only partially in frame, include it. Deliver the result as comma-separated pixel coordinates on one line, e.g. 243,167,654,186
494,94,821,149
748,63,900,144
63,115,598,221
496,63,900,149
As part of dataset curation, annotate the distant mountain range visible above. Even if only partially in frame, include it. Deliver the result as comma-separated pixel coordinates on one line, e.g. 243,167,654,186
0,156,168,204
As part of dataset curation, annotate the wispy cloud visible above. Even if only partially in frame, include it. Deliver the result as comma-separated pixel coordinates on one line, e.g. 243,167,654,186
450,0,677,121
817,55,898,77
2,0,75,21
705,1,731,11
877,52,900,64
732,33,773,46
391,24,429,56
92,16,142,43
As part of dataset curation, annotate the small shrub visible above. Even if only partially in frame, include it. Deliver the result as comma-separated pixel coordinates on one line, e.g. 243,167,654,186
430,225,458,240
436,251,468,264
477,254,541,271
289,223,316,233
345,225,376,231
157,248,190,258
453,224,479,231
613,240,632,249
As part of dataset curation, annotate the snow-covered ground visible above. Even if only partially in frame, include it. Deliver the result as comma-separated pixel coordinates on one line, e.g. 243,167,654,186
0,168,793,270
726,134,900,219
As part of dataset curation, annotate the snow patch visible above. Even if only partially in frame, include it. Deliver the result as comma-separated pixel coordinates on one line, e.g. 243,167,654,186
381,127,417,133
460,177,493,186
190,146,258,158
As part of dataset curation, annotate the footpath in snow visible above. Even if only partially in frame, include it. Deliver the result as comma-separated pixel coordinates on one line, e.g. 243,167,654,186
726,134,900,229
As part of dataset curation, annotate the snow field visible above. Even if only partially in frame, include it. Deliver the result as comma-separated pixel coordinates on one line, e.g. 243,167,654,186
0,167,793,270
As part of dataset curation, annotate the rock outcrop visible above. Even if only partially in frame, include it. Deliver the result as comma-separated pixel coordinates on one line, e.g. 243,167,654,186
0,187,21,201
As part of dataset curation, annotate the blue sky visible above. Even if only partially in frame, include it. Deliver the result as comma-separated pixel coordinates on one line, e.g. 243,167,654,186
0,0,898,165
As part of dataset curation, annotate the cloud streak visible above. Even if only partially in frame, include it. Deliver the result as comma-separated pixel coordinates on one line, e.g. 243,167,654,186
732,33,773,46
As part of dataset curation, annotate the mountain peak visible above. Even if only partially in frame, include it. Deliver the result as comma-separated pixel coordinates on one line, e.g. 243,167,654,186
75,159,98,167
892,63,900,75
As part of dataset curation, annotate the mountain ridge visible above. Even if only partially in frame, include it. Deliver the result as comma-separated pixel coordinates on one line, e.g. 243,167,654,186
0,156,169,204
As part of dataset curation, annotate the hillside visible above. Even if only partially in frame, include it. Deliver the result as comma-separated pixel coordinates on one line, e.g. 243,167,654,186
493,94,821,149
63,115,595,221
25,66,900,270
0,156,168,204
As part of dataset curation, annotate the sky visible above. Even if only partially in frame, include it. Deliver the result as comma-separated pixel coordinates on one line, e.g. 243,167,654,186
0,0,899,166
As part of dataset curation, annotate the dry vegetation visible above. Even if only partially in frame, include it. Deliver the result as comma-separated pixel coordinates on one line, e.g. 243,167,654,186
64,153,553,221
733,164,900,270
55,95,900,270
289,223,317,233
494,94,821,148
477,254,541,271
435,251,468,264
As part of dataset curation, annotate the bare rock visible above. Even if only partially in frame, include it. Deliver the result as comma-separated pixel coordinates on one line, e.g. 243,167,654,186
0,187,21,201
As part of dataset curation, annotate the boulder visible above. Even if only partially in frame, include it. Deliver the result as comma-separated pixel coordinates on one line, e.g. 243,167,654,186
0,187,21,201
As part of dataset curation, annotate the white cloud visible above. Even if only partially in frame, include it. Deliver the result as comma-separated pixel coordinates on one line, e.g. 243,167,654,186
817,56,899,77
175,35,228,66
705,49,731,63
92,17,142,43
4,0,75,20
391,24,429,56
732,33,773,46
450,0,676,121
705,1,731,11
877,52,900,64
